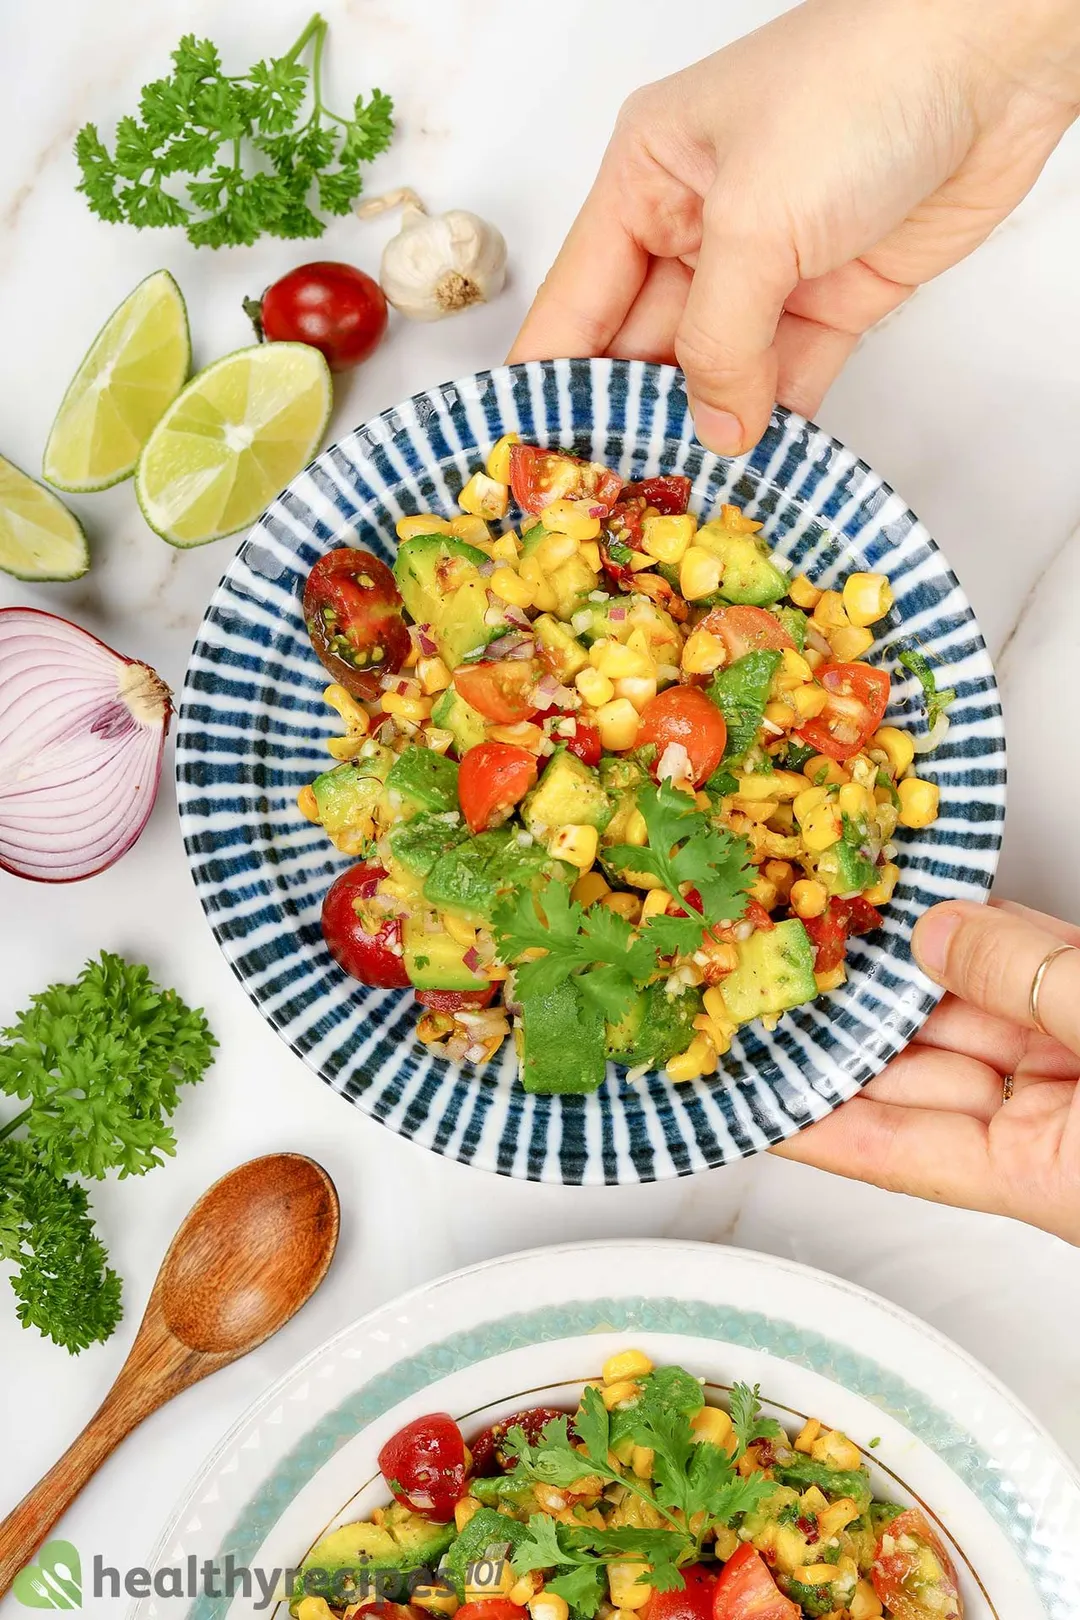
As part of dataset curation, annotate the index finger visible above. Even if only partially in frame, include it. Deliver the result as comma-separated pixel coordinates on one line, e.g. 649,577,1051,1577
507,172,648,363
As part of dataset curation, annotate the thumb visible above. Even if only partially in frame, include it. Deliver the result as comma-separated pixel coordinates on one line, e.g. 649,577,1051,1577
914,900,1080,1054
674,195,797,456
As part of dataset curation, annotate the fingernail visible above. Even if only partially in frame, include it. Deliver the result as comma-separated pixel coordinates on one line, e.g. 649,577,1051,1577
912,905,962,981
690,401,745,456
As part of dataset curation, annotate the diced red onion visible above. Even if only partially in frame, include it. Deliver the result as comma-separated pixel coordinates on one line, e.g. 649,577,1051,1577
531,673,561,704
378,719,397,743
503,639,537,661
463,946,482,973
502,605,531,629
609,605,627,621
657,742,692,785
418,627,439,656
483,632,532,660
478,559,496,578
464,1042,490,1064
0,608,171,883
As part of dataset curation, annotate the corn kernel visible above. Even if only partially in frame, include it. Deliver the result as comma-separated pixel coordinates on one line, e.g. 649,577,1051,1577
443,914,477,948
326,731,369,761
534,529,581,570
509,1574,542,1607
486,432,520,484
637,888,672,922
417,656,452,695
819,1497,861,1537
702,984,734,1021
529,1595,570,1620
750,875,779,910
520,555,559,612
459,470,509,520
811,1429,862,1470
801,1485,829,1515
579,540,602,572
396,513,452,541
764,699,794,729
296,1601,336,1620
897,776,939,828
541,498,602,541
642,513,697,564
811,589,849,630
621,808,649,846
778,647,814,686
794,1417,821,1453
455,1496,481,1532
601,891,642,923
573,871,611,908
382,691,432,723
790,879,828,919
802,806,843,852
451,512,494,547
789,573,823,609
550,823,599,870
843,571,894,627
794,1565,839,1586
298,784,320,822
815,964,847,992
765,859,795,898
425,727,455,755
602,1349,655,1385
412,1590,461,1620
850,1580,884,1620
803,646,826,673
591,639,653,679
576,667,614,707
608,1564,652,1611
681,628,726,675
666,1033,717,1083
489,721,545,749
794,785,828,823
465,1561,516,1602
872,725,915,777
679,545,723,601
490,566,533,610
490,531,521,562
628,552,655,571
828,623,874,661
791,683,828,720
864,862,900,906
838,782,873,819
602,1379,642,1411
596,698,641,751
615,674,658,711
630,1444,655,1478
324,682,370,731
803,754,849,786
690,1406,733,1447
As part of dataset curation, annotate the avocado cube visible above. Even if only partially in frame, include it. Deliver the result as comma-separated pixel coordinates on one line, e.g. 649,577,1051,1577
403,915,488,991
523,751,613,838
696,520,788,606
430,687,488,755
393,534,488,626
605,982,703,1068
311,746,393,844
532,613,589,681
720,919,817,1024
386,745,460,814
443,1509,532,1601
518,979,606,1093
389,810,467,880
423,828,559,925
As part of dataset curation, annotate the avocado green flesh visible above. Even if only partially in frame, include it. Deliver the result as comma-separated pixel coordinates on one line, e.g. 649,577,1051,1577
430,687,488,754
605,983,703,1067
295,1511,454,1606
403,916,488,990
422,827,565,926
386,745,459,814
389,811,467,880
523,750,612,838
721,919,817,1024
519,979,606,1093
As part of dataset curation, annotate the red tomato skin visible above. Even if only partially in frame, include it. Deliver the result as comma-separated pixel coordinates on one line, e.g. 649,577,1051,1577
453,660,541,724
644,1564,717,1620
414,987,497,1013
260,261,388,370
872,1509,961,1620
638,687,728,786
698,605,794,660
322,865,411,988
377,1413,468,1522
622,475,692,515
456,1604,525,1620
458,743,538,834
304,549,409,700
469,1406,574,1475
566,723,602,767
803,896,884,973
351,1606,423,1620
509,445,623,515
795,661,890,762
713,1545,800,1620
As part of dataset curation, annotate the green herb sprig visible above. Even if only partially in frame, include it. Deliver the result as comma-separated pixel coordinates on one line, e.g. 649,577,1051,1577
75,14,394,248
898,648,955,730
0,953,216,1351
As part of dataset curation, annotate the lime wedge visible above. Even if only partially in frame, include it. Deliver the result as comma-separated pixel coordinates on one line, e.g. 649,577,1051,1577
135,344,333,548
43,269,190,492
0,453,89,580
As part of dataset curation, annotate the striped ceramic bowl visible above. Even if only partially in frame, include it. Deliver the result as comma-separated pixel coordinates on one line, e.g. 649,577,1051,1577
176,359,1005,1185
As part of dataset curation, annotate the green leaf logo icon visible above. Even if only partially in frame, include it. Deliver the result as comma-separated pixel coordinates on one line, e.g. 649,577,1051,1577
12,1541,82,1608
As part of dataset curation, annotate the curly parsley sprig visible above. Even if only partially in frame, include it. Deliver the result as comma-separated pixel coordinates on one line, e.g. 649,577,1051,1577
75,14,394,248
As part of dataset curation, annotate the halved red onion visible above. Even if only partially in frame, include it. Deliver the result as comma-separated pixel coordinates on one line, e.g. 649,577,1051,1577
0,608,171,883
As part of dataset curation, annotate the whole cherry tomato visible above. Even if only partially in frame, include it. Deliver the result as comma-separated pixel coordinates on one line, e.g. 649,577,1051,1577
253,261,388,370
796,661,890,761
644,1564,718,1620
321,865,410,988
871,1509,961,1620
469,1406,573,1475
453,660,541,723
566,722,602,767
414,987,497,1013
304,549,409,700
509,446,623,515
377,1412,468,1522
459,742,538,833
621,475,692,514
638,687,728,786
712,1546,799,1620
697,605,794,660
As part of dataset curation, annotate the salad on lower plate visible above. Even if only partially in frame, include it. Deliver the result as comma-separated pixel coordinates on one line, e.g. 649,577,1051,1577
291,1351,961,1620
298,440,947,1093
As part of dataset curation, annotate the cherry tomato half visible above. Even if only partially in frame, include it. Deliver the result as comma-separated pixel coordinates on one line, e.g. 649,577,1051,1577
469,1406,573,1475
304,549,410,701
645,1564,718,1620
698,605,794,660
622,475,692,515
509,445,623,515
456,1604,525,1620
378,1412,468,1522
459,742,538,834
414,986,497,1013
638,687,728,787
802,896,883,973
795,661,890,761
453,660,541,723
566,722,602,767
322,865,411,988
712,1545,800,1620
871,1509,962,1620
256,261,388,371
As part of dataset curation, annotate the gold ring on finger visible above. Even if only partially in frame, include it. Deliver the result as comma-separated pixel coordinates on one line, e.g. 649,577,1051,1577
1029,943,1077,1038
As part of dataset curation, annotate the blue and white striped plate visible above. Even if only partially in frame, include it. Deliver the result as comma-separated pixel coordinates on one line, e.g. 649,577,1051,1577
176,359,1005,1185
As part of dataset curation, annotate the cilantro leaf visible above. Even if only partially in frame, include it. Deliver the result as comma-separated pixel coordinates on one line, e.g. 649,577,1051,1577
546,1566,605,1616
898,648,955,729
729,1381,783,1458
493,885,652,1020
707,650,782,761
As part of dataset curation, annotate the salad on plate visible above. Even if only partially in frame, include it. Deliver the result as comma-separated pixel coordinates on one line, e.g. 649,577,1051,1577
298,441,945,1094
291,1350,961,1620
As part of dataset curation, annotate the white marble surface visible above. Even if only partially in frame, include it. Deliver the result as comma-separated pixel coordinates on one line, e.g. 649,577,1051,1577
3,0,1080,1612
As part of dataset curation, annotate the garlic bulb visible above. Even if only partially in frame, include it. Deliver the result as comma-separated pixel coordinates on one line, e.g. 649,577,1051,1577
358,188,507,321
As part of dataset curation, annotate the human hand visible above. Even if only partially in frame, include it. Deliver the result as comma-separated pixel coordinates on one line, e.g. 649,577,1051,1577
509,0,1080,455
773,899,1080,1244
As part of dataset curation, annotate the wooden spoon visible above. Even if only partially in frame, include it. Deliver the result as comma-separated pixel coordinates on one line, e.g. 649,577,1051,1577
0,1152,339,1598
